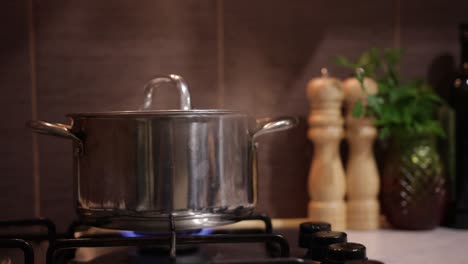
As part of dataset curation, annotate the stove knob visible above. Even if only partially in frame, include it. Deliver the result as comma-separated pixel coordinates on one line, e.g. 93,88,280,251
325,242,367,264
298,221,332,248
302,231,347,261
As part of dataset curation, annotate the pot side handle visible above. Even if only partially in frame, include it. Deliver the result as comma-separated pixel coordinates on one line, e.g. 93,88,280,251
27,120,81,142
252,117,299,140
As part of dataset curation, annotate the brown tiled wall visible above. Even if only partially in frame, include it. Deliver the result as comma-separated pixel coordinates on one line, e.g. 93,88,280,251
0,0,467,231
0,1,34,219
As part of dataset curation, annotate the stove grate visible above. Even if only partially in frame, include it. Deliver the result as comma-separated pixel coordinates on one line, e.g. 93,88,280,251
0,238,34,264
0,213,289,264
46,233,290,264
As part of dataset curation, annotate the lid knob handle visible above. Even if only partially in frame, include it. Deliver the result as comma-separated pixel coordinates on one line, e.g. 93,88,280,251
140,74,192,110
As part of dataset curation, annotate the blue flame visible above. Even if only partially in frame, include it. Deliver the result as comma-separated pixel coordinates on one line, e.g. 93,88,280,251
120,230,141,238
197,229,214,235
120,229,214,238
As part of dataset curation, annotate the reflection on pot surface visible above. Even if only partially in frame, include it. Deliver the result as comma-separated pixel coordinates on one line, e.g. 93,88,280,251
28,74,298,231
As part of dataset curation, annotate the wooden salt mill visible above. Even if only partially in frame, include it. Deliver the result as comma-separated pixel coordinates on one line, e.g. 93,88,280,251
343,77,380,230
306,68,346,231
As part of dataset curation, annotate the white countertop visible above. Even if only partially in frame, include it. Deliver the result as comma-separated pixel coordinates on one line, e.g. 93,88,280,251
346,228,468,264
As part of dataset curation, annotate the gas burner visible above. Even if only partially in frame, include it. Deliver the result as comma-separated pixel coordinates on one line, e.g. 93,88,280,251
47,213,289,264
46,230,289,264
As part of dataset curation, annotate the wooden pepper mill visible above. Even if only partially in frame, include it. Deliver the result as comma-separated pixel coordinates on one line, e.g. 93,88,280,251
343,77,380,230
306,68,346,231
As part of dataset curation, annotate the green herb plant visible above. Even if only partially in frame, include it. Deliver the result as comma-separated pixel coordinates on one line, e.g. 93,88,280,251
336,48,445,140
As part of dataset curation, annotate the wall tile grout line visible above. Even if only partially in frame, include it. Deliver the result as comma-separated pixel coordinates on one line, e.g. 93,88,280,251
27,0,41,218
216,0,225,108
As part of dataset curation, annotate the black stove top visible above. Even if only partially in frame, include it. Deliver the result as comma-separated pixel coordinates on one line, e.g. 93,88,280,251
0,214,371,264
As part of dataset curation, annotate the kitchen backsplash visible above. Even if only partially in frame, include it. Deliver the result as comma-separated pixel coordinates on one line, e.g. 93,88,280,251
1,0,466,231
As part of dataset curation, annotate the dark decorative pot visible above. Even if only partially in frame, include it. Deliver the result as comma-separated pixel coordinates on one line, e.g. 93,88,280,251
381,136,447,230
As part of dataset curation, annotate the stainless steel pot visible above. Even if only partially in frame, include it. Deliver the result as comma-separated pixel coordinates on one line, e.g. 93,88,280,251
28,74,297,231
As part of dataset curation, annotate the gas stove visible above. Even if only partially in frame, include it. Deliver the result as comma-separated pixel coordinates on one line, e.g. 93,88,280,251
0,214,372,264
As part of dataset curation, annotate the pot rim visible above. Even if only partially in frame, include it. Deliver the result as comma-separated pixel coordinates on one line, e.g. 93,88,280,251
67,109,247,118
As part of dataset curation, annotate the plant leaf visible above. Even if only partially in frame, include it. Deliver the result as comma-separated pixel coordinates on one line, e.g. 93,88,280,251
335,56,355,68
379,127,391,140
352,100,364,117
335,47,446,139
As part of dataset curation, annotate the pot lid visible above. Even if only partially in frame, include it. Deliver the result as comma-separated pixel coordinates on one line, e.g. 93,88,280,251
67,74,246,118
67,109,246,118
